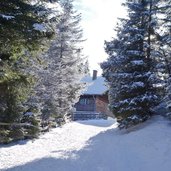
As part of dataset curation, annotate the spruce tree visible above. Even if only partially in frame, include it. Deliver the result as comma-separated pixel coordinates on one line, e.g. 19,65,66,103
157,0,171,118
33,0,85,125
0,0,57,143
101,0,159,128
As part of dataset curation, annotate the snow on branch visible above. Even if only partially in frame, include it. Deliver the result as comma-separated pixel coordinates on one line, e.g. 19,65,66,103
126,50,144,56
131,60,144,66
131,82,145,88
0,122,37,128
0,14,15,20
33,23,47,32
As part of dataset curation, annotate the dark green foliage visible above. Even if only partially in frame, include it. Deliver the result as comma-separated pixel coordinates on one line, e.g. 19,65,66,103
0,0,85,143
0,0,54,55
0,129,11,144
101,0,160,129
9,127,24,141
22,115,40,139
0,0,55,143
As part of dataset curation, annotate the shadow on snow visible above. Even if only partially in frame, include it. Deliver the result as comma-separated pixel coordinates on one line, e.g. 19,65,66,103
3,116,171,171
75,119,116,127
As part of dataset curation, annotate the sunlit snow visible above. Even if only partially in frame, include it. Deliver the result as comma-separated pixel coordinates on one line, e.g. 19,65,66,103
1,116,171,171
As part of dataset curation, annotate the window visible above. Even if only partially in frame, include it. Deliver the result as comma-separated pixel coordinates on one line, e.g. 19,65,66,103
79,98,91,105
79,98,86,105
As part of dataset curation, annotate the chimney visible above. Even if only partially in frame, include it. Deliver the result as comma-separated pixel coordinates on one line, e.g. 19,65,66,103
92,70,97,80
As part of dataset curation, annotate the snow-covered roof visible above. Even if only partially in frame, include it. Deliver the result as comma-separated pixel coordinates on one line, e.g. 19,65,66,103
82,75,108,95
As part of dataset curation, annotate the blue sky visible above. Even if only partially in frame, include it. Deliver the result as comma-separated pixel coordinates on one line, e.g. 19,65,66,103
75,0,126,75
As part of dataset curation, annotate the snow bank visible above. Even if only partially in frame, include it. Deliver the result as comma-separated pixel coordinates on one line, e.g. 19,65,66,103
1,116,171,171
0,118,116,171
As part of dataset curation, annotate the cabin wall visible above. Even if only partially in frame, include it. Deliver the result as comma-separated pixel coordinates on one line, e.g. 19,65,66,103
96,95,113,117
74,95,113,119
74,96,95,111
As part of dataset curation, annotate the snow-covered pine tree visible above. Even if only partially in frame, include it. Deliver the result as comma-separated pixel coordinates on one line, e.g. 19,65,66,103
21,1,62,132
34,0,85,125
0,0,57,143
147,0,171,99
156,1,171,118
101,0,159,129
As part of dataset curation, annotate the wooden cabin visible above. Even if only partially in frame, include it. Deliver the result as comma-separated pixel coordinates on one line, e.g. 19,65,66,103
73,70,112,120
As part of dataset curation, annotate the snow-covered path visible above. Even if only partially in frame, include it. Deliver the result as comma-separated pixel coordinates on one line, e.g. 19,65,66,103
1,116,171,171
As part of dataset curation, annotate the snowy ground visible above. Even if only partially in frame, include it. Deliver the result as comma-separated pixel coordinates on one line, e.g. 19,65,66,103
1,116,171,171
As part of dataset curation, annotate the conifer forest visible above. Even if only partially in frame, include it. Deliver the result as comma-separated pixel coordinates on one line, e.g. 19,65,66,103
0,0,171,145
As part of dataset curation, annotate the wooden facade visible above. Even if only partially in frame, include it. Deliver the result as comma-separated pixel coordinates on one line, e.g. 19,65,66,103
73,70,112,120
73,94,111,120
74,95,95,112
